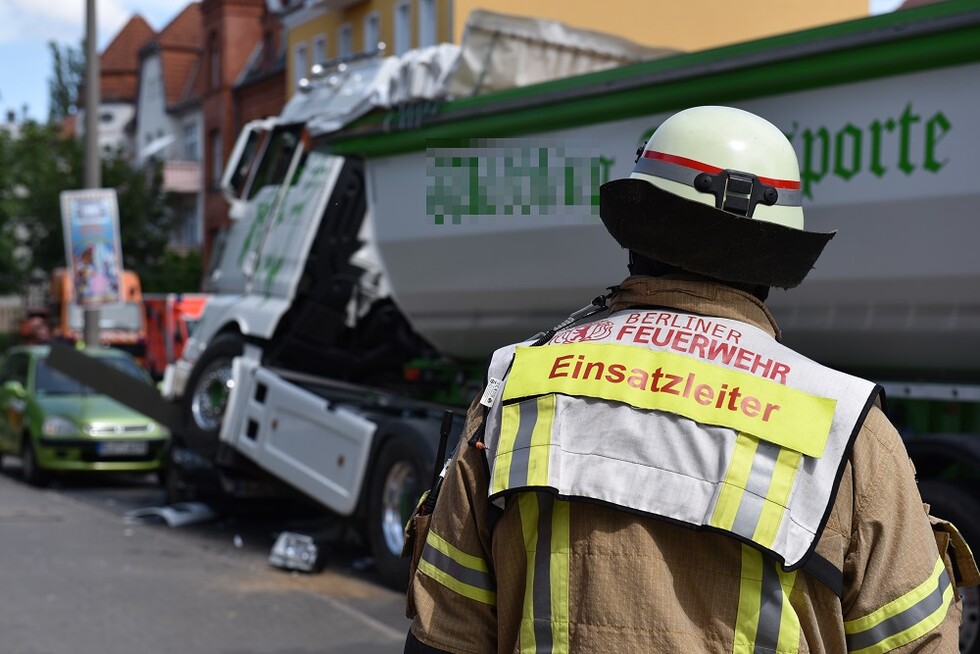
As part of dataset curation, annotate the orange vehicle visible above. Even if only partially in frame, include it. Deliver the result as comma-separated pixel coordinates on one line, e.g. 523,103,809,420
143,293,210,380
49,267,147,361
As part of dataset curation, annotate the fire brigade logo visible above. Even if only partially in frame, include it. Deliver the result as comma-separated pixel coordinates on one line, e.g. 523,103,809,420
551,320,614,344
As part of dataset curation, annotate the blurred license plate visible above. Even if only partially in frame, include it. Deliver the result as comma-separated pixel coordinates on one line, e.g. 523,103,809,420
98,441,149,456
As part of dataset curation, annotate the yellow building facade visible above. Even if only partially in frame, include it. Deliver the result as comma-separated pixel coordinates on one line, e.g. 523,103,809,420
283,0,867,96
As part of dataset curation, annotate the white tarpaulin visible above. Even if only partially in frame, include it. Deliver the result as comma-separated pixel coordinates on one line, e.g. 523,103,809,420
279,9,676,137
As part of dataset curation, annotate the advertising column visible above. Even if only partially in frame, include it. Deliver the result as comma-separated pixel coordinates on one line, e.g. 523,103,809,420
59,189,124,346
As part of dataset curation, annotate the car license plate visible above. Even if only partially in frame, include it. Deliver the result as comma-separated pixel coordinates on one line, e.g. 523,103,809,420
98,441,149,456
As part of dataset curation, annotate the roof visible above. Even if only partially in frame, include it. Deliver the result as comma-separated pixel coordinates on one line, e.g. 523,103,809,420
140,3,206,110
99,15,156,101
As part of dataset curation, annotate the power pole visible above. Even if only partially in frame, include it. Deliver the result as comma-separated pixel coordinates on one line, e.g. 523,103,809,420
83,0,101,347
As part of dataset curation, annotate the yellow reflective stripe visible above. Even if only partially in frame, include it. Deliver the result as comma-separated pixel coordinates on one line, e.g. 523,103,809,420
492,403,521,494
734,545,801,654
753,448,803,548
711,433,759,532
775,565,801,653
518,494,539,653
417,529,496,606
845,558,953,654
550,499,571,654
504,343,836,457
526,395,555,488
426,529,490,573
734,545,764,652
516,493,569,654
417,559,496,605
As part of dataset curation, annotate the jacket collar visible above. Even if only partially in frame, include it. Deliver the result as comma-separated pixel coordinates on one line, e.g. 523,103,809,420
607,276,782,341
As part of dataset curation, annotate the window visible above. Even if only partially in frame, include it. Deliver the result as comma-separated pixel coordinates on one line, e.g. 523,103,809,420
210,130,223,188
313,34,327,65
338,23,353,59
364,13,381,53
394,0,412,55
418,0,436,47
183,120,200,161
293,41,308,88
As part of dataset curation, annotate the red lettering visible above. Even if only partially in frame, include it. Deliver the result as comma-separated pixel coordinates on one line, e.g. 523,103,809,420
654,313,671,326
726,386,742,411
750,354,774,379
650,367,665,392
683,372,695,398
763,403,781,421
606,363,626,383
707,340,738,365
625,313,642,324
694,384,714,405
770,363,790,385
628,369,649,389
660,373,683,395
651,328,672,347
572,354,585,377
583,361,605,380
715,384,729,409
689,334,709,358
740,396,761,417
634,325,654,344
550,355,573,378
616,325,636,340
734,348,753,371
727,329,742,344
671,330,692,353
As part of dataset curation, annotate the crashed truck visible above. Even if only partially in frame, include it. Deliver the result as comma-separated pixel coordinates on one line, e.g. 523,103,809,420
159,1,979,612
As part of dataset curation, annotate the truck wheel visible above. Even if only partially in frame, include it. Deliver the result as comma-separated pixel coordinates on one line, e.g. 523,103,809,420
21,436,48,487
181,333,244,459
917,480,980,654
368,434,428,591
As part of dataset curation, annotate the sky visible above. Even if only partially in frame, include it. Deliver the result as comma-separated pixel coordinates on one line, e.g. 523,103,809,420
0,1,180,123
0,0,906,123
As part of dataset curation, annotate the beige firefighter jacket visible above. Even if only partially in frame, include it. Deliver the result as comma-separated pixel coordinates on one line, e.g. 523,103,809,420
405,277,978,654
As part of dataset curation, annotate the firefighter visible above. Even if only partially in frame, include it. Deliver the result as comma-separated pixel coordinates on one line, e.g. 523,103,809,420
403,106,978,653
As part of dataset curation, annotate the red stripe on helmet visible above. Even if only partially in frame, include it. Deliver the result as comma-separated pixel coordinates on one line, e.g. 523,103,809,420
643,150,801,190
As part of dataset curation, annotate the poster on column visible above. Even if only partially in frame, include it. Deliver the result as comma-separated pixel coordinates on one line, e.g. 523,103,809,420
59,189,124,306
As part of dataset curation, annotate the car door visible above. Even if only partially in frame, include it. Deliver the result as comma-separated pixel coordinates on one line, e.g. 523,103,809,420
0,352,31,452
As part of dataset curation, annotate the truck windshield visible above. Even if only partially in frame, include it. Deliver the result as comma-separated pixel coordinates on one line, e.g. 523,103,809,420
68,303,143,331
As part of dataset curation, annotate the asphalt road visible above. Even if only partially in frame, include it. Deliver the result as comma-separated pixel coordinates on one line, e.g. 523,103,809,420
0,461,412,654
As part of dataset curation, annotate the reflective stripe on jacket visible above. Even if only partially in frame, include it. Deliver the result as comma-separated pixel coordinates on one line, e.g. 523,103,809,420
482,308,880,569
405,277,968,654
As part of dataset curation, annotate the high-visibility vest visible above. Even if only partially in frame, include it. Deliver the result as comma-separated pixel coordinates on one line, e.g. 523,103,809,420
481,308,880,571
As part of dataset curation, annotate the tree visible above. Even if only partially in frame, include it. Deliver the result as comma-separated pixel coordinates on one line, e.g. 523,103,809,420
48,41,85,123
0,124,195,292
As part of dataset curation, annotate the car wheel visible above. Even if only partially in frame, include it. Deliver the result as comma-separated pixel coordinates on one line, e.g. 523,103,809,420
181,333,244,459
917,480,980,654
21,436,48,487
367,433,428,591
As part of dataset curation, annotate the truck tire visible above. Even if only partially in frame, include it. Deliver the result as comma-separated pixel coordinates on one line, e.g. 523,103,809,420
181,333,244,459
368,433,429,591
917,479,980,654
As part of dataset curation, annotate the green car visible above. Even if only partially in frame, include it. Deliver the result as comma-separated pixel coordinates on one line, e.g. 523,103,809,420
0,345,170,485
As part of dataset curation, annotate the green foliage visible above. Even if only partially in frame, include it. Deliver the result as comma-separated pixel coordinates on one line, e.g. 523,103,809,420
141,250,204,293
0,123,196,295
48,41,85,123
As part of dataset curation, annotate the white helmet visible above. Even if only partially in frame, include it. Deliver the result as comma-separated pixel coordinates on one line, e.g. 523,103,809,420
633,106,804,229
599,105,835,288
